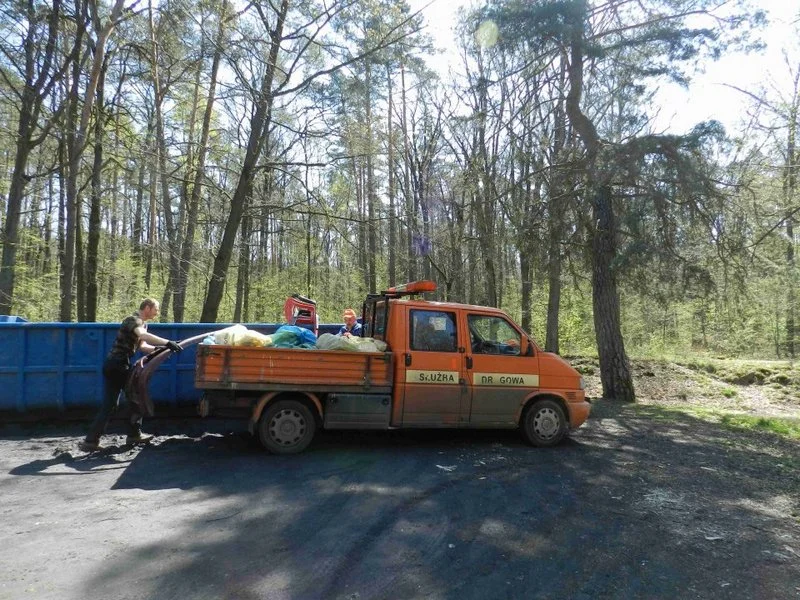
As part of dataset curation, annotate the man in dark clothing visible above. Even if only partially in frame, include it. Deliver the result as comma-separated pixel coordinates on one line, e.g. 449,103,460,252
79,299,182,452
337,308,363,338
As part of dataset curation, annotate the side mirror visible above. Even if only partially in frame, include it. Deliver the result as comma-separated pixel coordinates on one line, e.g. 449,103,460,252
525,339,534,356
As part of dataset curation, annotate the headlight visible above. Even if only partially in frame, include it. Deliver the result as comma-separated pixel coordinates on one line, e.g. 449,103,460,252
579,377,585,390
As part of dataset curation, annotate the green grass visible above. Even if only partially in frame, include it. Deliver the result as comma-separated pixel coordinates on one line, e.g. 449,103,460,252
643,404,800,441
717,413,800,439
672,357,798,387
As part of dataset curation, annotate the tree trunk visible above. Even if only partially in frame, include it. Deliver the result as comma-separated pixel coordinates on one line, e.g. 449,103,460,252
592,185,635,401
420,169,432,281
401,62,415,281
545,58,569,352
545,234,562,353
149,0,179,320
451,191,465,302
75,209,85,321
355,157,367,286
174,0,227,323
365,60,377,293
108,91,123,302
544,163,565,354
787,215,796,358
0,140,32,314
387,66,396,286
784,77,798,357
473,70,498,307
44,174,53,274
234,200,250,322
145,141,157,290
0,0,67,315
564,14,635,401
85,61,106,322
517,116,536,335
57,138,66,290
61,29,83,322
303,140,312,297
61,0,125,321
200,0,288,323
133,118,153,260
520,250,532,333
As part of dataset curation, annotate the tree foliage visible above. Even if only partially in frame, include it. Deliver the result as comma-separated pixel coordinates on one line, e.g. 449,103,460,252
0,0,796,402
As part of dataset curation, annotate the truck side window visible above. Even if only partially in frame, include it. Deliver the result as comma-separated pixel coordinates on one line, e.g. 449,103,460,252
410,310,457,352
372,301,386,339
468,315,521,355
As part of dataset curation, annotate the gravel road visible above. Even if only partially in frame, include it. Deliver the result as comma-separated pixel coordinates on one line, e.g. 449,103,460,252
1,401,798,600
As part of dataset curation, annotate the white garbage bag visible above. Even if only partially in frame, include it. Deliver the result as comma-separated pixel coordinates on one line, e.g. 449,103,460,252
213,324,249,345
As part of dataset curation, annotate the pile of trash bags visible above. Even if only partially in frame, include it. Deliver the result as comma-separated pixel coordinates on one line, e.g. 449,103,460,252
315,333,386,352
202,324,387,353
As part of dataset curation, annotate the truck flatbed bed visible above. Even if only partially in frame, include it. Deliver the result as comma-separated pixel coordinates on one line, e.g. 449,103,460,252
195,345,394,394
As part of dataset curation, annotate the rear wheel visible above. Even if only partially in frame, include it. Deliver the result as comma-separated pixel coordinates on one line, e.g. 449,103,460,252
521,399,567,447
258,399,316,454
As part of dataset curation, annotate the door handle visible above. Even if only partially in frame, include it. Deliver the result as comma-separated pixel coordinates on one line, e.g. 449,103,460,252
466,356,473,369
404,352,412,366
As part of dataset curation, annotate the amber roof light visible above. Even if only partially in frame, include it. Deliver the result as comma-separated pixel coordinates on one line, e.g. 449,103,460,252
385,280,437,295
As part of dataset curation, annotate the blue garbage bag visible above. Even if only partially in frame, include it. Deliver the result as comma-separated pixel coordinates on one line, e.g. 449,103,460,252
272,325,317,348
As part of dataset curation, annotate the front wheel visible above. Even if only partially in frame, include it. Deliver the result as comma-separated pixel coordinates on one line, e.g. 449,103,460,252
521,399,567,447
258,400,316,454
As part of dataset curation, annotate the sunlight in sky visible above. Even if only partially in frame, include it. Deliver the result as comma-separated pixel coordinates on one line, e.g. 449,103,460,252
407,0,798,136
654,2,798,135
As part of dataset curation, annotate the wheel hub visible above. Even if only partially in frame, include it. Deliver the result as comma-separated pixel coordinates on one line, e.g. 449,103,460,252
533,407,559,440
269,409,306,446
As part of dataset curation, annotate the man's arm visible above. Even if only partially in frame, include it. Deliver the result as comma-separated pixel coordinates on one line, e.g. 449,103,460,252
134,326,178,353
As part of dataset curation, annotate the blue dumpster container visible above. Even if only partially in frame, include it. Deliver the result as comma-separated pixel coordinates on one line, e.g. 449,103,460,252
0,322,342,418
0,315,28,323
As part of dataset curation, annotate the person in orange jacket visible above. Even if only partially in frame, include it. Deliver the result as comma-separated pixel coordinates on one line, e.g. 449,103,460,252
337,308,363,338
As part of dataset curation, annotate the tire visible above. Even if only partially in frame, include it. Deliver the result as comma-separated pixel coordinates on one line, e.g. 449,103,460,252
258,399,316,454
521,399,567,447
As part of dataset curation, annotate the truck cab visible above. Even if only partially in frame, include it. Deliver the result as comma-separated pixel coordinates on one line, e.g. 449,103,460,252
364,281,590,447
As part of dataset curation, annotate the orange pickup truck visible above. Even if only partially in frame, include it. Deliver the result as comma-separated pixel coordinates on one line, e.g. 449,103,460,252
191,281,590,454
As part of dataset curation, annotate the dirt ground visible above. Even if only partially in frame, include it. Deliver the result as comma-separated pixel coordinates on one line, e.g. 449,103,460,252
0,359,798,600
574,356,800,418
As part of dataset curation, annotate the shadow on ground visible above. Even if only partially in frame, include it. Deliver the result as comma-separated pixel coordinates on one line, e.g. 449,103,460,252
24,405,791,600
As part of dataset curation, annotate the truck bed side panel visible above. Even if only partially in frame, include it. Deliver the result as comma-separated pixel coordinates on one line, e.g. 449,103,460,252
195,346,393,394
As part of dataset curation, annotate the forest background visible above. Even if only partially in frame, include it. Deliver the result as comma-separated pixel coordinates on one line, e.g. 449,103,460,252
1,0,798,401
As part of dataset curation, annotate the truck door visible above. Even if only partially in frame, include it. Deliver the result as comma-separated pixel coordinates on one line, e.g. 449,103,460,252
464,313,539,426
399,308,466,426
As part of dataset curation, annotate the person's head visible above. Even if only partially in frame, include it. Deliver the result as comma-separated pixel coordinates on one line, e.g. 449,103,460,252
343,308,357,328
139,298,160,321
